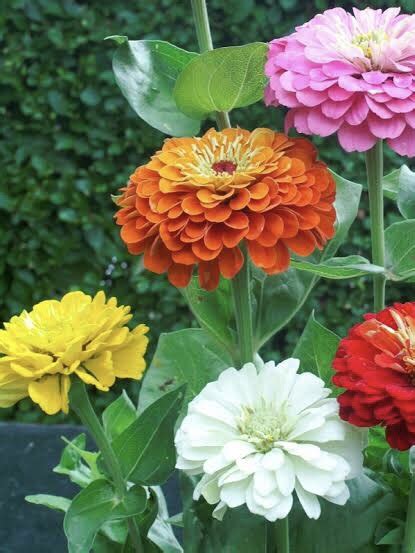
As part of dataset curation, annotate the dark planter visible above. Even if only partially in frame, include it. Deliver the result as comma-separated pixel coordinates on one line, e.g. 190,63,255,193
0,423,181,553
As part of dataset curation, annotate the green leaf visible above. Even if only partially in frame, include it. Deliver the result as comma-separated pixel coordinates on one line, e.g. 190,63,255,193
173,43,267,119
102,391,137,442
293,312,340,389
113,386,186,485
385,219,415,281
64,480,147,553
26,494,71,513
111,40,199,136
289,474,402,553
54,433,96,488
381,169,400,200
182,277,234,355
139,329,233,411
397,165,415,219
291,255,383,279
254,172,362,349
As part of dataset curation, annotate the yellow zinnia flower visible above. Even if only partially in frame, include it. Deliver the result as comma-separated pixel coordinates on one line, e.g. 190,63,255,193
0,291,149,415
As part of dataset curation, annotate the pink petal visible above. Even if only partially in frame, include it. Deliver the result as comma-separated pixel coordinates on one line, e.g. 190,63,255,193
405,111,415,128
387,126,415,157
366,97,393,119
338,75,365,92
393,75,413,88
264,85,277,107
280,71,296,92
296,89,327,107
307,108,342,137
367,113,406,139
338,122,377,152
363,71,388,85
321,99,353,119
344,96,369,126
270,76,300,108
387,98,415,113
293,74,310,90
328,86,354,102
291,108,312,134
310,78,337,91
322,60,357,78
383,81,413,99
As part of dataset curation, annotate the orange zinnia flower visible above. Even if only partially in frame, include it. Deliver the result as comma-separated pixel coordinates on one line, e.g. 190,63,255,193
115,128,336,291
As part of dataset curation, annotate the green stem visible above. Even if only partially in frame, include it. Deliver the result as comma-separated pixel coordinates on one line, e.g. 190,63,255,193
403,447,415,553
365,140,386,312
190,0,231,130
70,381,143,553
274,517,290,553
190,0,254,365
231,246,255,364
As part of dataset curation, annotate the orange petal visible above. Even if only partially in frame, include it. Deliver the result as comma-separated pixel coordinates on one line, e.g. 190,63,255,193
192,240,222,261
172,247,197,265
247,241,277,269
182,194,204,215
225,211,249,230
218,247,244,279
204,204,232,223
284,230,317,256
144,238,172,273
222,227,248,248
230,188,250,210
265,241,291,274
246,213,265,240
198,260,220,291
248,180,270,200
278,208,299,238
168,264,193,288
204,225,223,250
121,220,141,244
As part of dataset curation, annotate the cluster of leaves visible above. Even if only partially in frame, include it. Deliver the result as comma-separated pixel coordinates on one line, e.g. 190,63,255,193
27,387,186,552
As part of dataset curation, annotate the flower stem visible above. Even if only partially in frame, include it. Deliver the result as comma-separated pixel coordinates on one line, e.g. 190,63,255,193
231,245,255,364
274,517,290,553
190,0,231,130
365,140,386,312
190,0,254,365
403,447,415,553
70,381,143,553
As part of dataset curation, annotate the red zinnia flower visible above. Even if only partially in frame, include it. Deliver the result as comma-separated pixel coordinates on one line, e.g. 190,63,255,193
115,128,336,291
333,302,415,450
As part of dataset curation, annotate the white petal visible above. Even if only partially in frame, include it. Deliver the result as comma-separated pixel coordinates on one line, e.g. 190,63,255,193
287,413,326,441
295,419,346,443
278,441,321,461
262,449,285,471
253,468,278,496
218,465,247,486
276,455,296,496
204,452,231,474
291,457,334,495
192,399,236,427
265,494,293,521
212,501,227,521
220,479,250,508
295,482,321,519
286,372,328,415
323,424,365,479
223,439,256,461
236,453,262,474
324,481,350,505
194,473,220,504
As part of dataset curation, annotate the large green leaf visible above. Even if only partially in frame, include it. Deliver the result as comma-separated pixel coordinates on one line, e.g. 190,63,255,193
180,474,267,553
110,38,199,136
102,391,137,442
113,386,185,486
254,171,362,349
381,168,401,200
181,277,235,356
291,255,383,279
54,433,98,488
139,328,233,410
293,312,340,390
174,43,267,119
385,220,415,281
64,480,147,553
397,165,415,220
290,474,402,553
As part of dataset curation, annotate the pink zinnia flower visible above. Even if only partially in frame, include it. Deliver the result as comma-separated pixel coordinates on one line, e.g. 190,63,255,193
265,7,415,156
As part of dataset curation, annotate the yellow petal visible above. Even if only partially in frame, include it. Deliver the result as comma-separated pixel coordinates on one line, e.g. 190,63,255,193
75,368,109,392
83,351,115,389
112,325,149,380
0,373,28,407
28,375,67,415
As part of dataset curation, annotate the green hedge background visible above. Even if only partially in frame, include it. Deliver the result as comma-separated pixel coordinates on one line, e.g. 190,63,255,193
1,0,414,423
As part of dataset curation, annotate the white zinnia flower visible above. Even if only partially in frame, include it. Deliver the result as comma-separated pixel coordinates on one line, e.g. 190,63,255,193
175,358,364,521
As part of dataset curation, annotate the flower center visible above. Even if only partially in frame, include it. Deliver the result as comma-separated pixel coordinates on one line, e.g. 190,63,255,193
237,405,284,453
390,310,415,378
351,30,388,64
212,160,237,174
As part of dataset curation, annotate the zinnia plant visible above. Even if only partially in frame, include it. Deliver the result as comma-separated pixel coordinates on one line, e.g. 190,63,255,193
4,1,415,552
